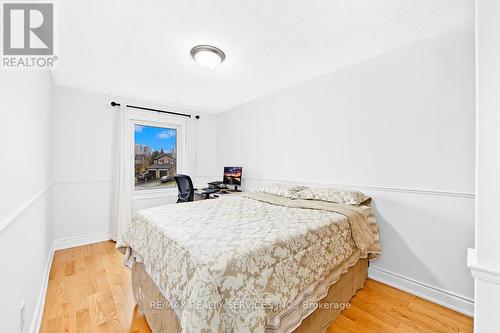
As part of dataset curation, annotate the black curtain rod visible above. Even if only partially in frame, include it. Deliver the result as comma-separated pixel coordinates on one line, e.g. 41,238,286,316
110,101,199,119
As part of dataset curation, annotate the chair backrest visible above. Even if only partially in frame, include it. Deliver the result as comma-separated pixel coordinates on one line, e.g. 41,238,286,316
174,174,194,203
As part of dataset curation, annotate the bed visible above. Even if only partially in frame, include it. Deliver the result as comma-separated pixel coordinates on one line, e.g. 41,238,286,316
117,191,380,333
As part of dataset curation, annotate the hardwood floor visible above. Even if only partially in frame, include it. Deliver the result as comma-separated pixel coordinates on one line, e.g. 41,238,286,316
40,241,473,332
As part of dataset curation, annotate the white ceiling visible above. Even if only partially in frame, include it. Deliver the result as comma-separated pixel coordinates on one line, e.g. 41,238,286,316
52,0,473,113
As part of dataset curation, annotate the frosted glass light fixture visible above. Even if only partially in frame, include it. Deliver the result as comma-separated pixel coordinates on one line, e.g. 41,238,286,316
190,45,225,70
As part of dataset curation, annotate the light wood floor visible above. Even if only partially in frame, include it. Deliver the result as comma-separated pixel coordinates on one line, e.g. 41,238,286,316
40,241,473,332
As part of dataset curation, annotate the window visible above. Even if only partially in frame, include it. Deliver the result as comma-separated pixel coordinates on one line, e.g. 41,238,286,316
126,109,189,199
134,124,177,191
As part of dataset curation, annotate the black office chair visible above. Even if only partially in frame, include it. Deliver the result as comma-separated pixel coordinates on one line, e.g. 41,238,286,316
174,174,195,203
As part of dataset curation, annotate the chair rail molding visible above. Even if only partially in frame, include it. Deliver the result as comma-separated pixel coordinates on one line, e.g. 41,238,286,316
242,177,475,198
0,183,52,233
52,179,111,185
468,248,500,285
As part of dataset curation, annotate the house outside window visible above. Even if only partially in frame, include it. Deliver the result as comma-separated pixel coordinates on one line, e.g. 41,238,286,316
134,125,178,191
124,108,190,202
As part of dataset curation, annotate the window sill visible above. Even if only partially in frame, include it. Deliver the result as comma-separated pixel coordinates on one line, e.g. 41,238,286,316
133,189,178,201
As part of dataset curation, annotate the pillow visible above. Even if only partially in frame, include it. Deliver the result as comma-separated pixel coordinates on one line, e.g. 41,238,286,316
258,183,309,198
292,187,370,206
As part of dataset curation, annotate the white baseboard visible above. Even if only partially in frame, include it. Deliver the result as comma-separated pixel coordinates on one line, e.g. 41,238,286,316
368,266,474,316
29,245,54,333
30,232,112,332
52,231,111,251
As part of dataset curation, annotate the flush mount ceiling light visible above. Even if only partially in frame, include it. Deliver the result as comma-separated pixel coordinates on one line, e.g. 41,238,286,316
190,45,225,70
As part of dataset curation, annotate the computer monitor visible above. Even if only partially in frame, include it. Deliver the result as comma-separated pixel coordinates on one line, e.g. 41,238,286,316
223,167,242,190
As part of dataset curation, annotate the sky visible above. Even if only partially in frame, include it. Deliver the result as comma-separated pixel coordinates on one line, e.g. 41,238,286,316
134,125,176,153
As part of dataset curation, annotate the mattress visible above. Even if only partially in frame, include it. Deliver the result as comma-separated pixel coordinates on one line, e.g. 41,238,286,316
117,192,380,333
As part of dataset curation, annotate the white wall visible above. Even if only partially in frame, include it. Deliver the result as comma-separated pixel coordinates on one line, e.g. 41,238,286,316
217,25,475,314
0,71,53,333
51,87,218,243
469,0,500,331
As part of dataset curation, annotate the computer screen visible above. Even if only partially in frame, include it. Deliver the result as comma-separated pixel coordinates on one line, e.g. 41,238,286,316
223,167,242,185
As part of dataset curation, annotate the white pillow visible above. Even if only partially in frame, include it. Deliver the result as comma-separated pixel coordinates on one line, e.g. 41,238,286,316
258,183,308,198
292,187,370,206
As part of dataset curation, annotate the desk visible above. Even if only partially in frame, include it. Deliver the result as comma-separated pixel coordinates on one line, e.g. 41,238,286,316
194,189,242,200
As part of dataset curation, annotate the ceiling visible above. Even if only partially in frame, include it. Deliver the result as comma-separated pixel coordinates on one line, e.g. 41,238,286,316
52,0,473,113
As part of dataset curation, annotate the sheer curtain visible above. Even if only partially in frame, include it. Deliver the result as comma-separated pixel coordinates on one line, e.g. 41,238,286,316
110,108,132,241
185,116,198,177
110,110,196,240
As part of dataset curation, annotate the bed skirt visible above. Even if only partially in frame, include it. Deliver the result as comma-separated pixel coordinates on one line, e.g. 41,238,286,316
131,257,368,333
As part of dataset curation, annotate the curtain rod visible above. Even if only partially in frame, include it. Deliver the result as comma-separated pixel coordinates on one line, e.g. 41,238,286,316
110,101,200,119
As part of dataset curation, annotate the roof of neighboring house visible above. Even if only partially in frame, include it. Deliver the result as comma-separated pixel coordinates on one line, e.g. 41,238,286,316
154,153,174,160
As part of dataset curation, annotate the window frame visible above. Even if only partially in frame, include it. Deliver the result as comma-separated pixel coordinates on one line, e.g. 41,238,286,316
125,110,188,200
